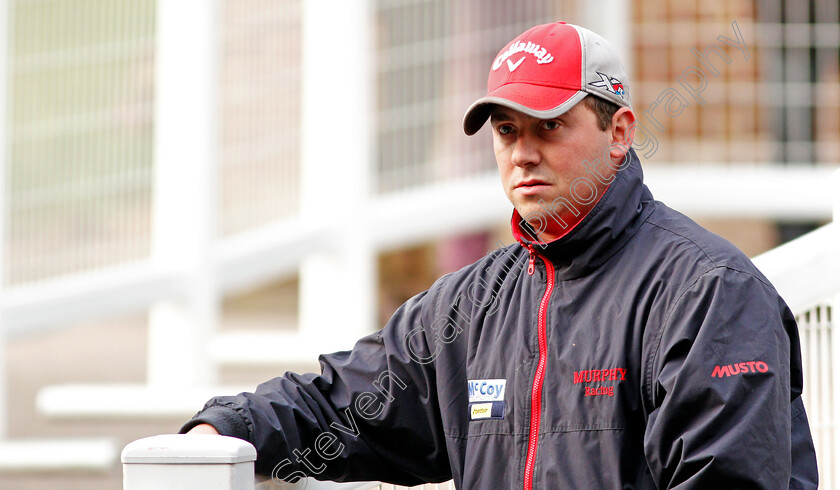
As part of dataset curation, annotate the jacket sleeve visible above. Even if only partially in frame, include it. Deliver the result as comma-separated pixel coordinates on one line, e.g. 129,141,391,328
643,267,818,489
179,283,452,485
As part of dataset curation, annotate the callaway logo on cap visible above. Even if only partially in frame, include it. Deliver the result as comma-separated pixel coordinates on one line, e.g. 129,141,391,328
463,22,631,135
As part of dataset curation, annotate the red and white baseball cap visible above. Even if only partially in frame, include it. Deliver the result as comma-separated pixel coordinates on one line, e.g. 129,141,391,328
463,22,631,135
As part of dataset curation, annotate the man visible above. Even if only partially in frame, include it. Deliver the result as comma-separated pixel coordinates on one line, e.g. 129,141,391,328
182,22,818,488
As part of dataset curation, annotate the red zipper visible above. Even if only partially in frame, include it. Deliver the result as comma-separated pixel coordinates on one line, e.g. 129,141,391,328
523,246,554,489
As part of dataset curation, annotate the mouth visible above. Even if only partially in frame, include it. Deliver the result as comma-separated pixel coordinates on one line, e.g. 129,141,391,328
514,180,551,196
516,179,550,189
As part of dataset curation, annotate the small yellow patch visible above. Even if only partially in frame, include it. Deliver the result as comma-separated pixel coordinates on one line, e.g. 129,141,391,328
470,403,493,420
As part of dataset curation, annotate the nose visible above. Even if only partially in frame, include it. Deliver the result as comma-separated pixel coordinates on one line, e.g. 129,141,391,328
510,132,540,168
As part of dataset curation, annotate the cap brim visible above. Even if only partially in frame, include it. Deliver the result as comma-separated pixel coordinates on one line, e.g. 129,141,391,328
462,83,588,135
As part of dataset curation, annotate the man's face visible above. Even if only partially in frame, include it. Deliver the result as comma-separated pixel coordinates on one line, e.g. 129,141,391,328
490,101,624,241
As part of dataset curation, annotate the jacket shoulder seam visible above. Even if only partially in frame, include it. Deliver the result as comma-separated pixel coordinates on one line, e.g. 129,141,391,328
644,219,717,266
645,218,774,288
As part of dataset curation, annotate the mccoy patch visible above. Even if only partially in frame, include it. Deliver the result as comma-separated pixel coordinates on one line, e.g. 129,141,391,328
468,379,506,420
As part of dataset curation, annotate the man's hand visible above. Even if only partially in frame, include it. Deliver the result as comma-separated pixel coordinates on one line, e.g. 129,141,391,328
186,423,220,435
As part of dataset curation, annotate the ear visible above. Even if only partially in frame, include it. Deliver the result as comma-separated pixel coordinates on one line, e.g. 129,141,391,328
608,108,636,162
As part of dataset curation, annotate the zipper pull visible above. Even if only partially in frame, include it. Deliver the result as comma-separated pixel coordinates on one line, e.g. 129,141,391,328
527,247,535,275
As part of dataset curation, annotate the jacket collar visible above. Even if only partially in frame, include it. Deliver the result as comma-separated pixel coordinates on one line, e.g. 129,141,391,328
511,149,655,280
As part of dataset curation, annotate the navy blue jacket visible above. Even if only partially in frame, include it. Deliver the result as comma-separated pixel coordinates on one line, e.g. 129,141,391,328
182,150,818,489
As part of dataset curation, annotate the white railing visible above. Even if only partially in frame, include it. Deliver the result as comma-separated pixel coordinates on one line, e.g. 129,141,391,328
750,170,840,488
122,434,454,490
794,301,836,487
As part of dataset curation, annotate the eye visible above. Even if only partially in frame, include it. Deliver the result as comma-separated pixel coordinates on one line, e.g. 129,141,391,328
496,124,515,135
541,120,561,130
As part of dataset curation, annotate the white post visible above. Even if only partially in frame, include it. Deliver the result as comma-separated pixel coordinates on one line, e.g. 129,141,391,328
122,435,256,490
298,0,376,349
149,0,221,387
0,0,9,439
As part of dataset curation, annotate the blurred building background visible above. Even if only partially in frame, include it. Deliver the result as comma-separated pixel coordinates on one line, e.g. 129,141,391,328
0,0,838,488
